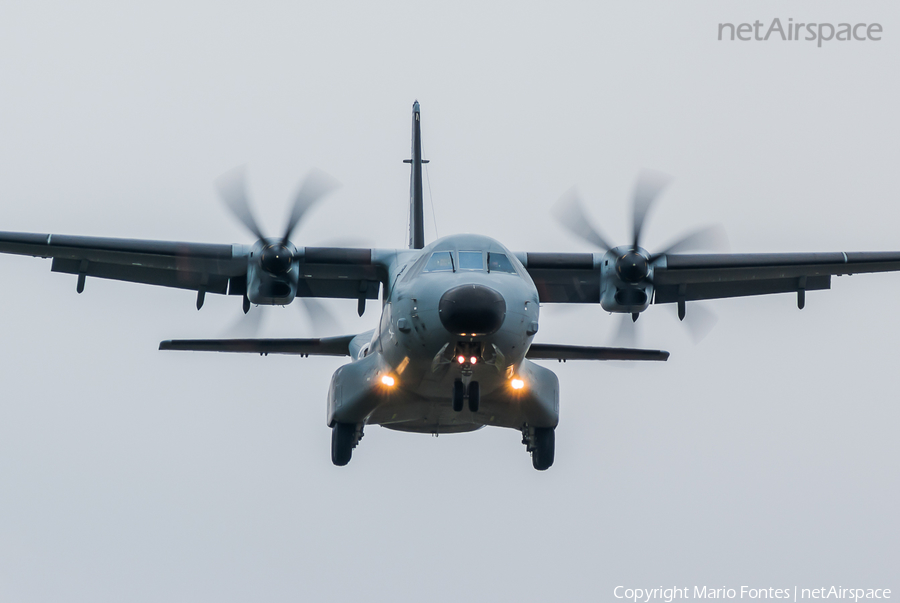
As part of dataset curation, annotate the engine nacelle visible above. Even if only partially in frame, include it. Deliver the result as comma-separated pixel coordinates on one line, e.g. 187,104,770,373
246,239,300,305
599,247,653,314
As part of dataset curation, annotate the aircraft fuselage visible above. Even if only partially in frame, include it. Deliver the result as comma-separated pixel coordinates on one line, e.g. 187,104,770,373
327,233,560,435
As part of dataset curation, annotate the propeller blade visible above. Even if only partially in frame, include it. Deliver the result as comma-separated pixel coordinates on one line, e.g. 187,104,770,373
297,297,341,337
216,166,267,242
222,304,265,338
650,224,729,260
282,168,340,245
631,169,672,250
552,187,614,252
608,313,644,369
677,302,718,344
612,312,639,349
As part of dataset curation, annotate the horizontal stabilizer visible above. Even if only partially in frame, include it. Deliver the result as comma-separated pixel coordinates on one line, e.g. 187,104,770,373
526,343,669,361
159,335,355,356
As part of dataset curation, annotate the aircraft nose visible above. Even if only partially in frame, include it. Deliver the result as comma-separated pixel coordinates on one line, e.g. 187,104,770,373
438,284,507,336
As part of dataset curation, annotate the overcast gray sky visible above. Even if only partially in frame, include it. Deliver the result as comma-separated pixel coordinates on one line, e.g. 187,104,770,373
0,1,897,601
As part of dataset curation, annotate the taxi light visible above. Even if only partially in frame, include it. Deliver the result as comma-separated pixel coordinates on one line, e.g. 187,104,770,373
381,375,396,387
470,356,477,365
457,355,466,364
510,378,525,390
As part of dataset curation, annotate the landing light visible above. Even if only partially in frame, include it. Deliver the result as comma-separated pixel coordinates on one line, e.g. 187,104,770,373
381,375,396,387
470,356,478,365
510,378,525,390
457,355,466,364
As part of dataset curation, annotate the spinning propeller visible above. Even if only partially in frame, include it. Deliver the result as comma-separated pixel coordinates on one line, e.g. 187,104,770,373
222,297,342,338
215,166,341,333
216,165,339,276
553,170,727,343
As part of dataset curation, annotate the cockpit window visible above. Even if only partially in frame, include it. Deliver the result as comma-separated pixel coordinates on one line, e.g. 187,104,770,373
458,251,484,271
488,252,516,274
424,251,454,272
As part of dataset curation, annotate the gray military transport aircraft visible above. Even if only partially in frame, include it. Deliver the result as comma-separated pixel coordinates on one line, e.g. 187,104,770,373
2,102,900,470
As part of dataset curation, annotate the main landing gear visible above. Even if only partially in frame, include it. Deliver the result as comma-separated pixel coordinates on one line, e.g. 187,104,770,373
331,422,363,466
452,379,480,412
522,425,555,471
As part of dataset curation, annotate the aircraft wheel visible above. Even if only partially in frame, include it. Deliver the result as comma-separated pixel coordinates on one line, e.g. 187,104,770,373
331,422,355,466
531,427,555,471
467,381,480,412
452,380,465,412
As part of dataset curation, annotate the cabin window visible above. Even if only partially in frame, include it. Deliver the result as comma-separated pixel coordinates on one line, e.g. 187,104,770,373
458,251,484,271
487,252,516,274
424,251,454,272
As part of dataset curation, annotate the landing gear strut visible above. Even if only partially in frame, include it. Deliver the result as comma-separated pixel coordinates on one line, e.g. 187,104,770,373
331,422,363,466
522,425,555,471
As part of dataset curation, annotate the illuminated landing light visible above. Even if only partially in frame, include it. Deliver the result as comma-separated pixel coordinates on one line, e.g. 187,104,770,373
510,378,525,390
457,355,466,364
381,375,396,387
470,356,478,365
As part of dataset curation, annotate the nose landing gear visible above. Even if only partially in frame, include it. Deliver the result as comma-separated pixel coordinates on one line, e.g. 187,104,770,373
452,379,480,413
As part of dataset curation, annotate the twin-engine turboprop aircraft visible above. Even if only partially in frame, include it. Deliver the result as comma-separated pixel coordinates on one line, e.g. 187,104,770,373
3,102,900,470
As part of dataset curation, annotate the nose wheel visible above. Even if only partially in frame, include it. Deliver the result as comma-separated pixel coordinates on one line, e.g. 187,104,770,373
452,379,480,413
452,380,465,412
467,381,479,412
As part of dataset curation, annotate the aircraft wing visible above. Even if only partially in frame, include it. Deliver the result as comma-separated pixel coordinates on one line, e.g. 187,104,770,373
522,253,600,303
522,251,900,304
651,252,900,304
159,335,355,356
0,232,382,300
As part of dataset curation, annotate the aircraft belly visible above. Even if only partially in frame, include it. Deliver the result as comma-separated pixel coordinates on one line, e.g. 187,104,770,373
368,372,558,431
329,351,559,432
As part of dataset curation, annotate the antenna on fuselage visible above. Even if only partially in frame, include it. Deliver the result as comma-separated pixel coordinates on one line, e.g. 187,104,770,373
404,100,429,249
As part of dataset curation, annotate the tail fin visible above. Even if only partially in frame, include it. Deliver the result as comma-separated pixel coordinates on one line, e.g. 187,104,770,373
405,101,428,249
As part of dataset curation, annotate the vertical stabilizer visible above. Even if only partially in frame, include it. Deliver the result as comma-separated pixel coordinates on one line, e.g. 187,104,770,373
406,101,428,249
